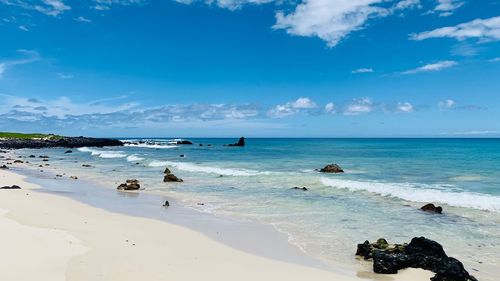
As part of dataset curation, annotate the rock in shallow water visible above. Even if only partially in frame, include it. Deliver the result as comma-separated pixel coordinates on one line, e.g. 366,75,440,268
164,173,183,182
319,164,344,173
117,179,141,190
421,203,443,214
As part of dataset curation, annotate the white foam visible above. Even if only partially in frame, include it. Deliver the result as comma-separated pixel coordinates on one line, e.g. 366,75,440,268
124,143,178,149
320,177,500,213
77,147,127,159
148,161,272,176
126,155,144,162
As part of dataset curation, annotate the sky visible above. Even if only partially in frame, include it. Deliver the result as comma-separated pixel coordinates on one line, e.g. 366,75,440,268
0,0,499,137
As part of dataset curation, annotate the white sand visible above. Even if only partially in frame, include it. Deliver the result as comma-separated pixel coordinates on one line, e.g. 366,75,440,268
0,169,433,281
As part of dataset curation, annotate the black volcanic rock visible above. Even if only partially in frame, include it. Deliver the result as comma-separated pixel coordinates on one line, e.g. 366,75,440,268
319,164,344,173
228,137,245,147
356,237,477,281
0,136,123,149
421,203,443,214
176,140,193,145
1,185,21,189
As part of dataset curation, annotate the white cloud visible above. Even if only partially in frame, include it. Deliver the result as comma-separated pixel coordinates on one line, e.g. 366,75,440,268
438,99,455,109
489,57,500,62
393,0,421,10
175,0,273,10
343,97,373,115
57,73,74,79
75,16,92,23
0,49,40,78
410,16,500,42
0,0,70,16
268,97,317,118
273,0,388,47
402,60,457,74
324,102,335,114
352,68,374,74
433,0,464,17
396,102,414,113
18,25,29,31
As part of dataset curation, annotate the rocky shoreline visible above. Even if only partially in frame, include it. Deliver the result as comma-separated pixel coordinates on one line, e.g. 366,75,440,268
0,136,123,149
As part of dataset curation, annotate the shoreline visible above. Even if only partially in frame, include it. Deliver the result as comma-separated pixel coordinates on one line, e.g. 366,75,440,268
0,165,434,280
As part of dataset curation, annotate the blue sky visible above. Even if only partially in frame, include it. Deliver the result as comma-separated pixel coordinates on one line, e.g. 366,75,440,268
0,0,499,137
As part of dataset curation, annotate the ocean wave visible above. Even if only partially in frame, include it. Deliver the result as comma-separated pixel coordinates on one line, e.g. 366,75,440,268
148,160,272,176
320,177,500,212
126,155,144,162
124,143,178,149
77,147,128,159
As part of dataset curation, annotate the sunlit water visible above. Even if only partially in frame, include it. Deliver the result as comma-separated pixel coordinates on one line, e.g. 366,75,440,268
14,138,500,280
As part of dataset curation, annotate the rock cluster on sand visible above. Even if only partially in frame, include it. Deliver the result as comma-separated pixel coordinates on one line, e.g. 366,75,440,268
0,165,8,169
227,137,245,147
319,164,344,173
356,237,477,281
117,179,141,190
421,203,443,214
163,168,183,182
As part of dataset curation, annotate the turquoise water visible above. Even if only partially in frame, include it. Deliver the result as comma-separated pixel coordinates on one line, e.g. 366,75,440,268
15,138,500,280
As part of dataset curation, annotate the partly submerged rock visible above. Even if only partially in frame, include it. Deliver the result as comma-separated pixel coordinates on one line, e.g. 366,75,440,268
176,140,193,145
0,165,8,169
164,173,183,182
163,167,171,174
163,200,170,207
117,179,141,190
64,150,73,154
291,186,308,191
13,160,23,163
421,203,443,214
319,164,344,173
228,137,245,147
356,237,477,281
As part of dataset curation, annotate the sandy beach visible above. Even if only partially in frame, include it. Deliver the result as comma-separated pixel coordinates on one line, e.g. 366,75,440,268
0,167,434,281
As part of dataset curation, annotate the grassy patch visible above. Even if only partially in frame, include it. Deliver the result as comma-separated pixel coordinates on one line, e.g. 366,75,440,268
0,132,62,139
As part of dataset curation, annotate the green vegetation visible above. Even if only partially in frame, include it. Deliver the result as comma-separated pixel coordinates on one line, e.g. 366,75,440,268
0,132,62,139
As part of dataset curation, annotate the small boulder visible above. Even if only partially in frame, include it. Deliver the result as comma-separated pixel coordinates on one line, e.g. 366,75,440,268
163,200,170,207
39,155,49,159
117,179,141,190
29,155,36,158
421,203,443,214
291,186,308,191
0,165,9,169
176,140,193,145
82,164,92,168
13,160,24,163
163,167,171,174
319,164,344,173
164,174,183,182
64,150,73,154
70,176,78,180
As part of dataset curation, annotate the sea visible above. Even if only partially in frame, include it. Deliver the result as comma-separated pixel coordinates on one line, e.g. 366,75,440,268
13,138,500,280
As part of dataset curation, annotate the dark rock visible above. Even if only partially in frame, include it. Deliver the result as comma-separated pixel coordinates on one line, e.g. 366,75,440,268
13,160,24,163
319,164,344,173
29,155,36,158
163,167,171,174
164,173,183,182
373,251,409,274
82,164,92,167
228,137,245,147
0,165,8,169
163,200,170,207
0,136,123,149
0,150,6,153
1,185,21,189
199,144,203,146
176,140,193,145
421,203,443,214
70,176,78,180
39,155,49,158
291,186,308,191
64,150,73,154
356,237,476,281
42,159,49,162
117,179,141,190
